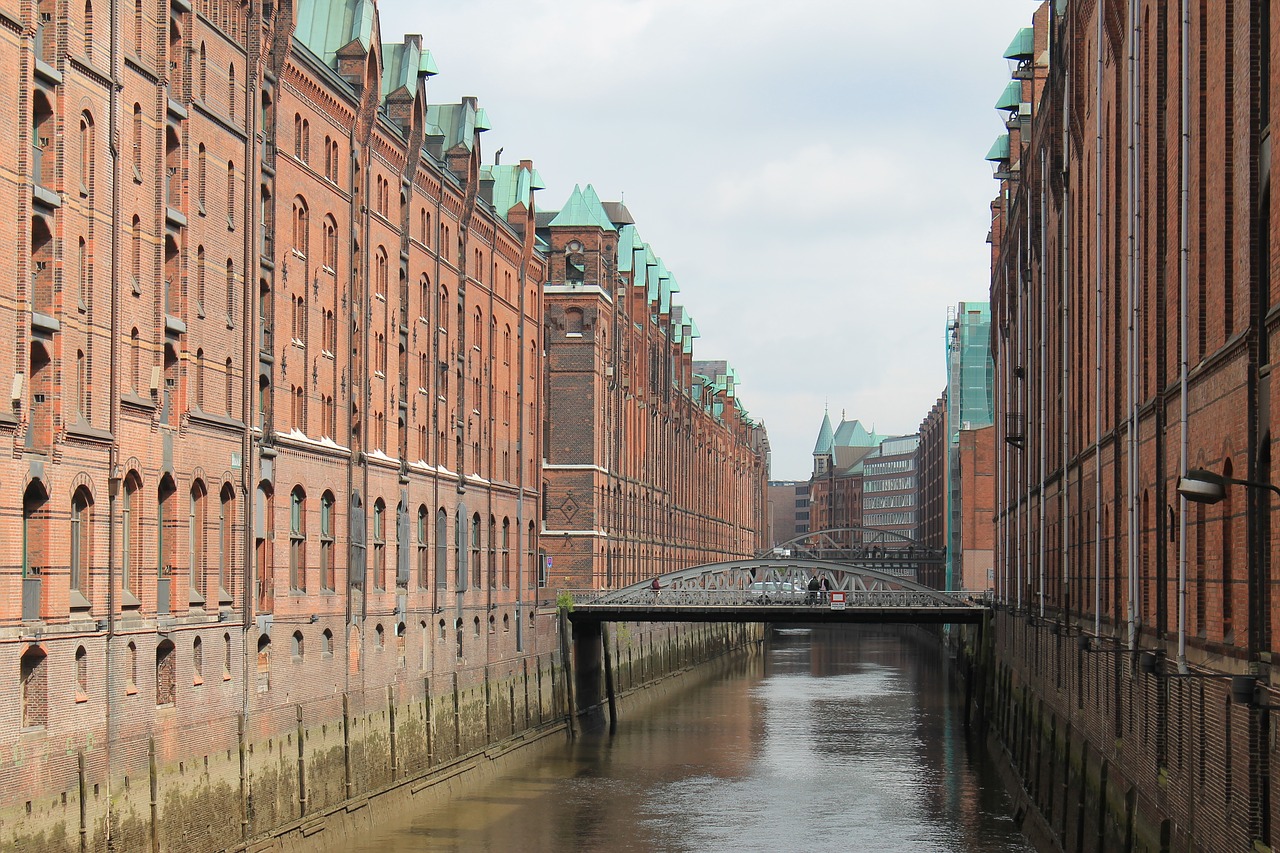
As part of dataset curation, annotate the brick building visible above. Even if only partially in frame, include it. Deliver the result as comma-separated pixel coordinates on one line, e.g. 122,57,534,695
917,393,947,588
0,0,586,845
767,480,809,547
987,0,1280,848
808,410,879,533
538,185,769,589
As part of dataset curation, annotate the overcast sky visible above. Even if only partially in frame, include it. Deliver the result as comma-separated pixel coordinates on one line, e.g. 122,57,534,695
379,0,1033,480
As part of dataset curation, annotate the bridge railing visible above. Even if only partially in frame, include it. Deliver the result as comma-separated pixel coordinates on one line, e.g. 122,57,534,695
563,588,992,609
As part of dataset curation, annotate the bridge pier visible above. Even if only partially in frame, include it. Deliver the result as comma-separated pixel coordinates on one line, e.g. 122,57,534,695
571,620,607,728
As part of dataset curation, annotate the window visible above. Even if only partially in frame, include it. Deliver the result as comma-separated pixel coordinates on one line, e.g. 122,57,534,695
155,640,175,706
292,197,308,257
502,518,511,589
219,484,234,600
192,636,203,685
290,487,306,592
372,499,386,590
291,630,304,660
131,103,143,181
320,492,334,590
470,512,481,589
323,216,337,269
121,473,141,599
228,64,235,121
226,258,236,327
75,645,88,700
224,357,234,418
189,481,207,604
321,629,333,657
20,647,48,727
417,505,428,589
435,509,448,590
226,162,236,229
79,112,95,201
70,488,92,607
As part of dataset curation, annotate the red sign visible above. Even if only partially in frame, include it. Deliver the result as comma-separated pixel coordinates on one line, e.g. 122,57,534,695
829,591,847,610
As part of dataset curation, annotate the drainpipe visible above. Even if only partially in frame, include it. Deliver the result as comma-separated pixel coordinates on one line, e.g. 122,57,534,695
1093,1,1105,638
1039,147,1048,620
1177,0,1191,670
105,0,122,842
1061,8,1072,626
1126,0,1140,652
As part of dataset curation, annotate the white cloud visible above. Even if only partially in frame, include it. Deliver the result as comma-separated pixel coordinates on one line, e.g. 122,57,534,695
375,0,1034,480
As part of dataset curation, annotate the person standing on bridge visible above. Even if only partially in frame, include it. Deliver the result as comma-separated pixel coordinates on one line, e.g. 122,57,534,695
651,576,661,601
819,575,831,605
807,575,820,606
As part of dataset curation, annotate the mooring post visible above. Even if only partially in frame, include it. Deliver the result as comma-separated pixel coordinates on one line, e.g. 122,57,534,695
558,606,577,738
603,622,618,734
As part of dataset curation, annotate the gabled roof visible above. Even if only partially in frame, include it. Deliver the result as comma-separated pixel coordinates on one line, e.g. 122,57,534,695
425,101,478,152
481,164,542,223
813,410,835,456
295,0,375,71
548,184,617,231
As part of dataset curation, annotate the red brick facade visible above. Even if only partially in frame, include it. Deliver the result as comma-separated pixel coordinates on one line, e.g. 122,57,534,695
0,1,768,848
990,0,1280,847
538,193,769,589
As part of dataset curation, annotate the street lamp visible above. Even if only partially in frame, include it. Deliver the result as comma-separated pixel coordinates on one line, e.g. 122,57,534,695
1176,468,1280,504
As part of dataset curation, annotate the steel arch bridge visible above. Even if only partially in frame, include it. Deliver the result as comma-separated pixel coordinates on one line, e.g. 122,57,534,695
567,557,987,626
762,526,947,582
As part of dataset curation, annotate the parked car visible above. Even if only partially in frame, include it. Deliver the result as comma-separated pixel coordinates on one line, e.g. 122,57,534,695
747,580,806,603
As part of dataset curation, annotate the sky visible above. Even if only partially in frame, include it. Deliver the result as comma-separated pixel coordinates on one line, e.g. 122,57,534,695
379,0,1034,481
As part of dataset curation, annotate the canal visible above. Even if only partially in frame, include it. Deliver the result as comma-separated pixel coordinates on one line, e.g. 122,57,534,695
346,626,1033,852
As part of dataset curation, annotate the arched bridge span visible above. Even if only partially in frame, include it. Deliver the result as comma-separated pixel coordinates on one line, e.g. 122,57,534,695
567,558,987,626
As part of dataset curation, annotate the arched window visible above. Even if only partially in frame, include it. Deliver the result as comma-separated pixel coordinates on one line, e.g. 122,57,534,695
415,505,429,589
320,491,335,590
290,486,307,592
226,161,236,228
196,144,206,212
219,483,234,600
372,498,386,590
226,258,236,327
20,647,48,727
189,480,207,604
83,0,93,60
470,512,482,588
323,215,337,269
502,518,511,589
292,196,308,257
291,630,304,660
192,636,203,684
155,640,175,706
435,508,448,591
70,487,93,606
79,111,95,202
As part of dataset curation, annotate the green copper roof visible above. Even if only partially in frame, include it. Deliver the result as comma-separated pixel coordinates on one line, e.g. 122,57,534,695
813,410,835,455
425,102,476,151
617,225,641,273
986,134,1010,162
381,39,421,100
659,272,677,314
419,49,438,76
482,164,539,222
1004,27,1034,60
995,80,1022,111
548,184,617,231
832,418,882,448
295,0,374,71
475,108,491,132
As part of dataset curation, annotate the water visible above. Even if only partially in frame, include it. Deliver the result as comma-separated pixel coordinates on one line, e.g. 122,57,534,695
348,626,1034,853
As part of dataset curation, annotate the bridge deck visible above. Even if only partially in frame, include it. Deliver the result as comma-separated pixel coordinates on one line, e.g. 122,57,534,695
569,603,987,625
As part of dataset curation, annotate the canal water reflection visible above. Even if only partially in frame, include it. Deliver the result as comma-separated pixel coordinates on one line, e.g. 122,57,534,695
348,626,1034,853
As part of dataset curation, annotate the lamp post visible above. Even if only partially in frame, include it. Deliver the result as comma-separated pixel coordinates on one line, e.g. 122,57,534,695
1176,467,1280,504
1176,467,1276,844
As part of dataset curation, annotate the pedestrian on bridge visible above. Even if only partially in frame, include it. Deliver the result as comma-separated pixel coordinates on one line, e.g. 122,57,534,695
651,577,661,601
820,575,831,605
807,575,820,606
